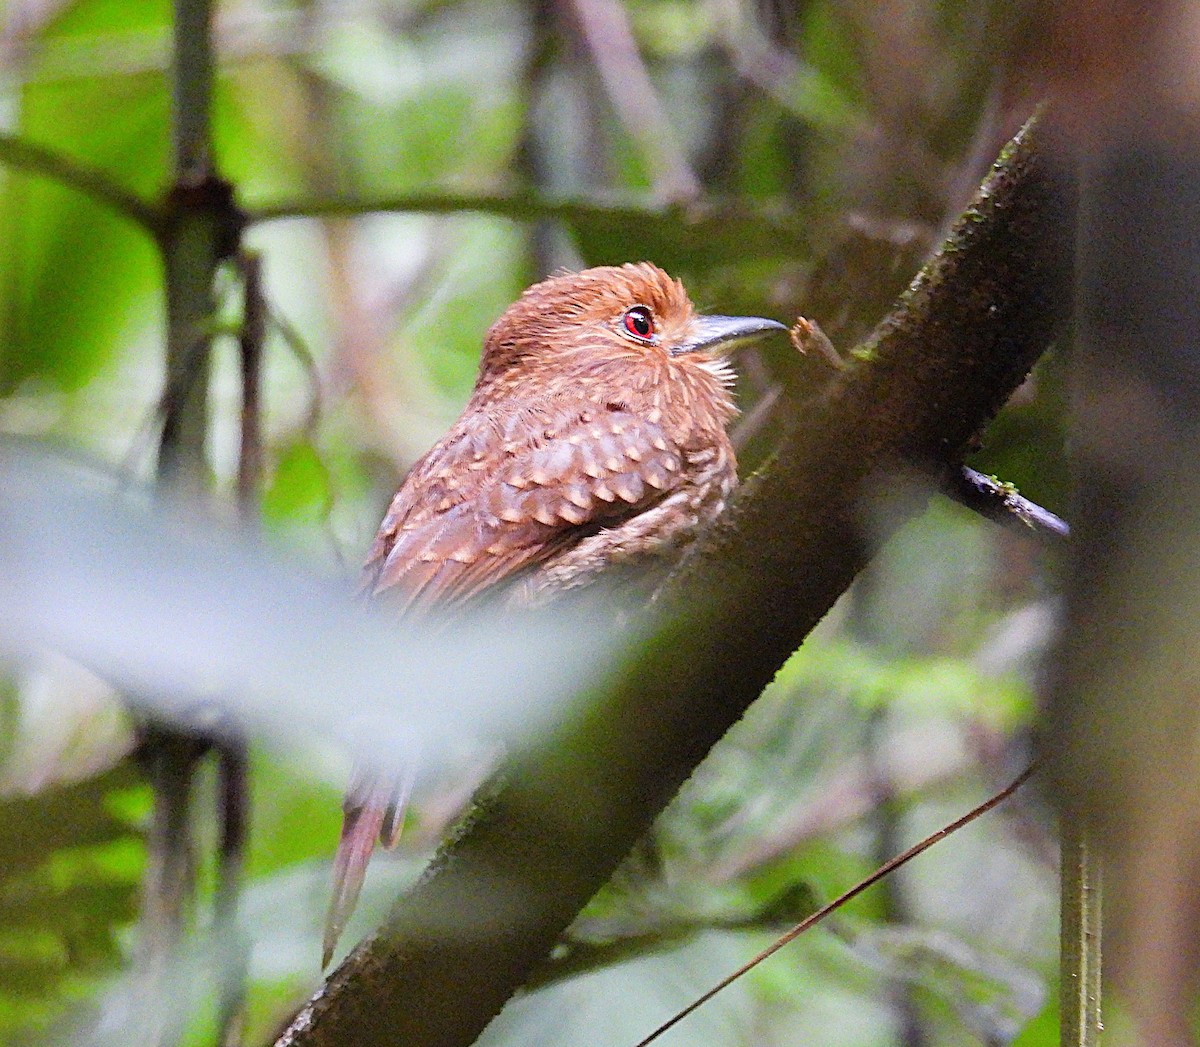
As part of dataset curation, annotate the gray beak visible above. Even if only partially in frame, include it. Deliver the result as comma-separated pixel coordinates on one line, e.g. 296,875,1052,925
672,314,788,357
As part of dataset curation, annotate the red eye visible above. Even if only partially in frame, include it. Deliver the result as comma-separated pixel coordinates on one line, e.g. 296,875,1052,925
622,305,655,342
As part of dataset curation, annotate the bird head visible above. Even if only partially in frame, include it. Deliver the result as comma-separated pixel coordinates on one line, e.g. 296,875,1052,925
477,262,785,393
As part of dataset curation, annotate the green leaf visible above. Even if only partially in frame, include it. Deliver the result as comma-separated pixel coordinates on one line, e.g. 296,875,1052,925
0,764,144,1038
262,440,333,525
0,0,169,393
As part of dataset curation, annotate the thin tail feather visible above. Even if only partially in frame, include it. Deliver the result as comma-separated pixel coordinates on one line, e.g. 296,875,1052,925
322,770,414,968
380,766,415,849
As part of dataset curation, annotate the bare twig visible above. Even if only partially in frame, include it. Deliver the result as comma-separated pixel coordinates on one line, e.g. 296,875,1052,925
563,0,700,201
713,2,866,136
0,131,162,232
139,6,248,1045
631,766,1036,1047
266,307,323,440
135,727,206,960
216,738,250,1047
141,0,226,994
213,252,262,1047
729,383,780,451
237,252,266,519
1060,820,1102,1046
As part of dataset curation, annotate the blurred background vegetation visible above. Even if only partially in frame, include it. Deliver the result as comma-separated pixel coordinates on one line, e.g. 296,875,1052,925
0,1,1068,1044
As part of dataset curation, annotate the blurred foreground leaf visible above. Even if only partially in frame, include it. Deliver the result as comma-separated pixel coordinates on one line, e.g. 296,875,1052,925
0,445,625,782
855,924,1045,1044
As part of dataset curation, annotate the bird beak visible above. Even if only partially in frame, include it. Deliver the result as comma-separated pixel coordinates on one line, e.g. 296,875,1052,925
672,315,788,357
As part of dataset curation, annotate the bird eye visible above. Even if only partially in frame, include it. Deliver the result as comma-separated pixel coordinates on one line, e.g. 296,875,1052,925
621,305,656,343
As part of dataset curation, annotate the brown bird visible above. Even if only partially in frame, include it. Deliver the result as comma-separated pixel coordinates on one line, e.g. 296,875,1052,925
324,261,784,965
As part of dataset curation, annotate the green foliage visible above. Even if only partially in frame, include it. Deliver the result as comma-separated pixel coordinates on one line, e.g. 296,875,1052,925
0,766,144,1039
0,0,169,394
262,440,333,527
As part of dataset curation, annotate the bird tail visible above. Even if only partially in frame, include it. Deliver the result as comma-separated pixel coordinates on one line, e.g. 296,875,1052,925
322,767,414,968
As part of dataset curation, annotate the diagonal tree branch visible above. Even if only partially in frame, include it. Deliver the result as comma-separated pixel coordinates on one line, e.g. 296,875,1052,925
274,112,1074,1047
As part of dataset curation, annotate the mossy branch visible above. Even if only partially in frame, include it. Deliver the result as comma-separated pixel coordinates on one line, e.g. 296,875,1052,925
274,115,1073,1047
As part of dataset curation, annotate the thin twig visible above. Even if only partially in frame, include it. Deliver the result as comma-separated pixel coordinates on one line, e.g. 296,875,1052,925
244,188,801,235
266,306,323,440
171,0,214,182
140,4,229,1044
1060,821,1102,1046
0,131,163,232
564,0,700,201
527,905,815,992
214,255,265,1047
135,727,207,959
729,384,780,451
156,326,218,480
216,738,250,1047
789,318,1070,544
237,252,266,519
631,765,1037,1047
714,4,866,136
950,466,1070,543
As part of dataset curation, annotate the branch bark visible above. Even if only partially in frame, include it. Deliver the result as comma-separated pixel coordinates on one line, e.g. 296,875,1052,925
275,113,1074,1047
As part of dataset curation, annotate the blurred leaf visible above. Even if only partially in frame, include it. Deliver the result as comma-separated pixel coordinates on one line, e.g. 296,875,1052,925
214,65,310,203
262,440,333,526
631,0,717,59
308,4,524,194
864,656,1034,730
244,749,342,878
44,0,168,38
1,655,133,795
0,0,168,393
0,446,627,778
0,764,143,1038
800,2,870,119
481,930,767,1047
855,924,1046,1045
775,638,1033,730
1010,992,1059,1046
0,765,141,877
399,219,526,399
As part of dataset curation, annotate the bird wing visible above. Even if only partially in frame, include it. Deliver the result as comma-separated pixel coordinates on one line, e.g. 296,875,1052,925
365,405,687,612
325,404,687,966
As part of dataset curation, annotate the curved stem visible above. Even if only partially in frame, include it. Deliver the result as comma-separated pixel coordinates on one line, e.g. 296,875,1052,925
0,131,161,232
